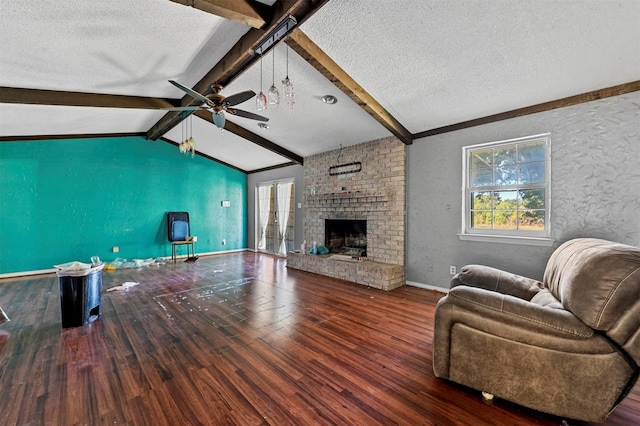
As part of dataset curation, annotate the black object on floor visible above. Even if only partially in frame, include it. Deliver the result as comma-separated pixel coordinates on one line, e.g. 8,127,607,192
58,268,103,328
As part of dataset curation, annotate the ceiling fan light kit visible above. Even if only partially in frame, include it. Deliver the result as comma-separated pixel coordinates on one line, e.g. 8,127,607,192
212,112,225,129
150,15,298,141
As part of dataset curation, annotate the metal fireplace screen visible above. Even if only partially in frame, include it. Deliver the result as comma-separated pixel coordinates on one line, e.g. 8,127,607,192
325,219,367,256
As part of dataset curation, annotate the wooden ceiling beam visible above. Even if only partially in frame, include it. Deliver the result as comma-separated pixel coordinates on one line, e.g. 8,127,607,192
413,80,640,139
146,0,330,141
0,86,178,109
248,161,298,174
169,0,267,29
193,110,303,164
286,28,413,145
0,132,146,142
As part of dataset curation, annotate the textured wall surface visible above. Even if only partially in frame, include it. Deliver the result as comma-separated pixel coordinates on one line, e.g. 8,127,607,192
0,136,247,274
550,96,640,243
407,92,640,289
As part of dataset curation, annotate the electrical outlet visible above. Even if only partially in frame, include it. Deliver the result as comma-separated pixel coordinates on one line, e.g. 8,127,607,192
222,239,226,246
113,246,119,253
450,265,457,275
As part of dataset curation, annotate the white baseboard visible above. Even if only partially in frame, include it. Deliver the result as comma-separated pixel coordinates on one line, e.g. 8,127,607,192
151,248,251,263
405,280,449,293
0,249,252,279
205,248,248,255
0,268,57,280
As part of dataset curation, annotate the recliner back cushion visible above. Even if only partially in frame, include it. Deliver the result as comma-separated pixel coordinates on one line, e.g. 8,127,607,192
544,238,640,332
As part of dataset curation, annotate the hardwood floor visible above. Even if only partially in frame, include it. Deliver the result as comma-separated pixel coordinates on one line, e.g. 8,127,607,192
0,252,638,425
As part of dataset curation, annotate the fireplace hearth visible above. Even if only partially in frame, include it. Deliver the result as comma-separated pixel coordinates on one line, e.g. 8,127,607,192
325,219,367,256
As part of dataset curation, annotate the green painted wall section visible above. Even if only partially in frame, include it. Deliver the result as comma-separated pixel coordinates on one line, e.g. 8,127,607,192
0,136,247,274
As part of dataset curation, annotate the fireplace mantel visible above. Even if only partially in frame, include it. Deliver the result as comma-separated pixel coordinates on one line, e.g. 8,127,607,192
307,191,389,206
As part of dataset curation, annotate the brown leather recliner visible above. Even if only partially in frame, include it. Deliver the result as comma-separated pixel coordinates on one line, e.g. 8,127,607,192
433,238,640,422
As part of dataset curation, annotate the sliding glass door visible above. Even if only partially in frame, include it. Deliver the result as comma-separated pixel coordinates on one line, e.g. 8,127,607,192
256,179,295,256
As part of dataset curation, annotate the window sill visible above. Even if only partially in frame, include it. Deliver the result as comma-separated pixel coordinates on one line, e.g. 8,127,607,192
458,234,555,246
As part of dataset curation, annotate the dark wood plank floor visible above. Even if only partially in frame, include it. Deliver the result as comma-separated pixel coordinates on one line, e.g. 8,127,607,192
0,252,638,425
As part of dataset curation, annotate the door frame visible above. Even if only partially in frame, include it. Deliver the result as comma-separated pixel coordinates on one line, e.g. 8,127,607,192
255,178,295,256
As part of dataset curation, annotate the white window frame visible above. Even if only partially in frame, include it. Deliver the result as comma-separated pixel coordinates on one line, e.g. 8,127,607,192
458,133,554,246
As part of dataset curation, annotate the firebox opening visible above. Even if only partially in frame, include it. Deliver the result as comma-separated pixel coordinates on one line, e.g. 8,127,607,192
325,219,367,257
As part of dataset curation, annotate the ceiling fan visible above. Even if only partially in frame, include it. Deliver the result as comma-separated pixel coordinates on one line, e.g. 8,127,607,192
168,80,268,129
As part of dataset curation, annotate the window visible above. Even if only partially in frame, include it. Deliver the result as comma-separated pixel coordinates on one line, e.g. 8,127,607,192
460,133,552,245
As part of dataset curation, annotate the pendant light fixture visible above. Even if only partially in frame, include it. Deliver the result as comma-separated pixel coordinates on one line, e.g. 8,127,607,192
256,52,267,111
179,114,195,157
267,48,280,106
253,15,297,111
282,42,294,109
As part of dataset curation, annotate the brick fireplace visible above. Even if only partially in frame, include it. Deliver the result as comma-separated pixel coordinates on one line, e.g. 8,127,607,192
287,137,406,290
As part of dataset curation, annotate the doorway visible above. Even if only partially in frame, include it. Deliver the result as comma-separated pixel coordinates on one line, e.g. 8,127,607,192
256,179,295,256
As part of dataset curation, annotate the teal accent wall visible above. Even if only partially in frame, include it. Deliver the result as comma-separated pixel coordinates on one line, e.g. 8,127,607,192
0,136,247,274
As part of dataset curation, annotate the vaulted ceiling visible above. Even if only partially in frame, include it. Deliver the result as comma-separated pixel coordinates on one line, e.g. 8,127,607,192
1,0,639,173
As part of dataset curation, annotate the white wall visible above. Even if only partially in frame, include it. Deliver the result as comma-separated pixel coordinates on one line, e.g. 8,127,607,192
407,92,640,289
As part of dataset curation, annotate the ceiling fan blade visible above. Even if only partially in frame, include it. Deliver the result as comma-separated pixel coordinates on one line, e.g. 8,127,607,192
226,108,269,122
161,106,207,111
212,111,226,129
224,90,256,107
168,80,211,106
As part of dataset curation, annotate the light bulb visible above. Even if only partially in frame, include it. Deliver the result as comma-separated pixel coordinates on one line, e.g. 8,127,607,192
282,76,294,109
268,84,280,105
256,91,267,111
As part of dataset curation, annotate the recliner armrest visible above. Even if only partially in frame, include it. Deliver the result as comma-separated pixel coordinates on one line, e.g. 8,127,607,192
445,286,593,339
451,264,545,300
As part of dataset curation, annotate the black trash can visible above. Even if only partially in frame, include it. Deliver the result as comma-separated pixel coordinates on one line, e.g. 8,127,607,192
57,264,104,328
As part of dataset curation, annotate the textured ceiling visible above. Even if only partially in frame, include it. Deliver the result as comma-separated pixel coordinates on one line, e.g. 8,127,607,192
1,0,638,172
303,0,640,133
1,0,247,96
